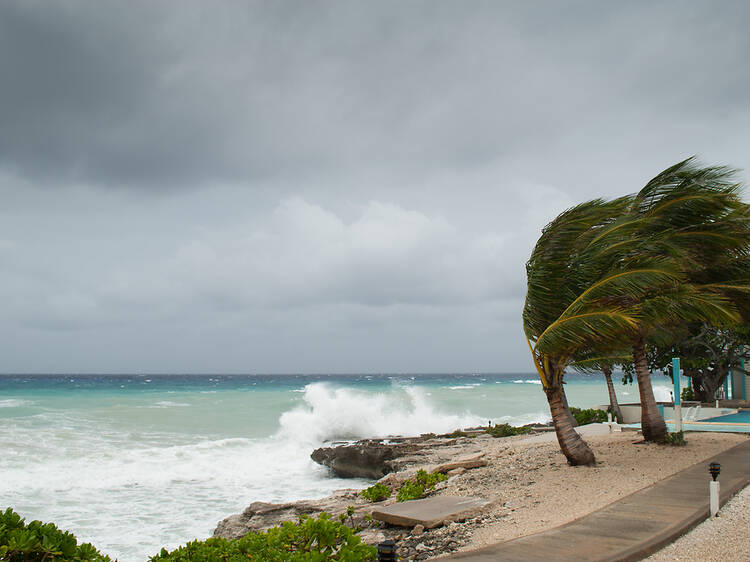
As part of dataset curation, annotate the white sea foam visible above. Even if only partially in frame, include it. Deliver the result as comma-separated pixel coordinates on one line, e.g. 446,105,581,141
448,384,479,390
151,401,191,408
278,383,483,443
512,379,542,385
0,415,366,561
652,384,674,402
0,399,30,408
496,410,552,426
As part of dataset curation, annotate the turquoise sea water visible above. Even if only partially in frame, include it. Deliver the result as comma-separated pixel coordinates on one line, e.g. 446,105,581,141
0,373,673,561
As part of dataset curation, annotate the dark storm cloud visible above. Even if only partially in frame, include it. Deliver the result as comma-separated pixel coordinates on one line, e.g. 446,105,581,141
3,1,749,191
2,1,750,373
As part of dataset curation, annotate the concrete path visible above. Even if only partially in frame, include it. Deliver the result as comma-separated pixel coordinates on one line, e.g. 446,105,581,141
445,439,750,561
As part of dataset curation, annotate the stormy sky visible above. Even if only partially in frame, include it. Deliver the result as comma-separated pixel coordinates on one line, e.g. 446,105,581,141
2,1,749,374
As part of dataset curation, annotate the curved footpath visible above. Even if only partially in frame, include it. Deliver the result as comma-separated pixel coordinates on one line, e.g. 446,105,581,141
444,439,750,561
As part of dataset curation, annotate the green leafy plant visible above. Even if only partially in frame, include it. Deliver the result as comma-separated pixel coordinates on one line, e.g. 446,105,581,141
569,407,608,425
0,507,111,561
664,431,687,446
150,512,377,561
681,386,695,401
396,470,448,502
415,469,448,489
360,483,391,502
446,429,469,438
486,423,533,438
396,480,425,502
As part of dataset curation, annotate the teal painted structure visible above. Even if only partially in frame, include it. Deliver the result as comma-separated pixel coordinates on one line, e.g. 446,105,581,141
672,357,681,405
743,357,747,401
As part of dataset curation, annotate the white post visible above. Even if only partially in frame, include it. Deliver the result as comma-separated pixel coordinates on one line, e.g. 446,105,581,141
710,480,720,517
607,412,613,433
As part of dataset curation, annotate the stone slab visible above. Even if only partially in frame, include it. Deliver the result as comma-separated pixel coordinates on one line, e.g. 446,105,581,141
434,453,487,473
371,496,491,528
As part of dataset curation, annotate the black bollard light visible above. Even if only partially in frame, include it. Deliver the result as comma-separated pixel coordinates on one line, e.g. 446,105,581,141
377,539,398,561
709,462,721,481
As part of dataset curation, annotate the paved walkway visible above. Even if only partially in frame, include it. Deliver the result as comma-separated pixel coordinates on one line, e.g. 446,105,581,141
445,439,750,561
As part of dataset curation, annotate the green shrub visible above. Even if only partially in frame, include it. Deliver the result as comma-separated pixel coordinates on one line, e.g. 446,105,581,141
664,431,687,446
360,483,391,502
486,423,532,438
415,469,448,489
0,507,111,561
570,407,608,425
446,429,469,438
150,513,377,561
396,470,448,502
681,387,695,401
396,480,425,502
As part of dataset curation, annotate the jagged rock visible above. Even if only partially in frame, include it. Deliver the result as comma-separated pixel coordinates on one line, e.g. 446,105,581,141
311,436,464,479
358,529,386,545
213,490,361,539
434,453,487,473
311,441,400,479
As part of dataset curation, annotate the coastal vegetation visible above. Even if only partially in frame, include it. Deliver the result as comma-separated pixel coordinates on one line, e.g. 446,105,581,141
0,507,111,561
569,407,608,426
485,423,533,438
524,158,750,464
360,483,391,502
150,513,376,561
0,507,378,562
396,469,449,502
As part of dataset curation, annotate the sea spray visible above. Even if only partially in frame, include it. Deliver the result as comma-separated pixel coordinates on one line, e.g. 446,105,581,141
278,383,484,443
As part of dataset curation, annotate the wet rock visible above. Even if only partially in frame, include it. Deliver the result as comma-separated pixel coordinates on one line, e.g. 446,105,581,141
311,436,470,479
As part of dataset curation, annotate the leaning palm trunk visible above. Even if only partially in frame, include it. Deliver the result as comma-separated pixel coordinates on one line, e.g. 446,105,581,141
602,365,623,423
545,382,595,466
632,335,667,442
532,354,596,465
559,384,578,427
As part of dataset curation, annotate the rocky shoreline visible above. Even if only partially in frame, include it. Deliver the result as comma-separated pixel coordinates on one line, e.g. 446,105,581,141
214,428,749,561
214,427,544,560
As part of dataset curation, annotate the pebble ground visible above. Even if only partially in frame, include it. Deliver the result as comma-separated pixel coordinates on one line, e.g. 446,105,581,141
645,484,750,561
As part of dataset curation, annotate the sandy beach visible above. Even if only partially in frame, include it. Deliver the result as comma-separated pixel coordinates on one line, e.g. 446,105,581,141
385,428,749,559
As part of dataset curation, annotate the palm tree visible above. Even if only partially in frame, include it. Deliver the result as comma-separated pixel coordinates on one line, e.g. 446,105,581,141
601,364,623,423
523,197,676,464
524,159,749,459
623,159,749,440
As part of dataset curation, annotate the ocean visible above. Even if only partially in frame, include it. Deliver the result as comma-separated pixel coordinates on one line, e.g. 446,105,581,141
0,373,674,561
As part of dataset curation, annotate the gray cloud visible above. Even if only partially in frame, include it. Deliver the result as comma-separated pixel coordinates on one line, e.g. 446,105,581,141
1,1,749,372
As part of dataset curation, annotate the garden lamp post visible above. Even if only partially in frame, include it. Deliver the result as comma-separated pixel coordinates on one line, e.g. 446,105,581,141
377,540,398,561
709,462,721,517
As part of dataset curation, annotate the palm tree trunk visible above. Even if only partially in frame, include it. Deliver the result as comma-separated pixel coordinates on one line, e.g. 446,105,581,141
602,365,623,423
632,335,667,442
560,384,578,427
545,384,596,466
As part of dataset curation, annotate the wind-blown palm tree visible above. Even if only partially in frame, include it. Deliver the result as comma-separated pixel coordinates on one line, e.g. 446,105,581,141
622,159,749,441
524,159,749,460
523,197,678,464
